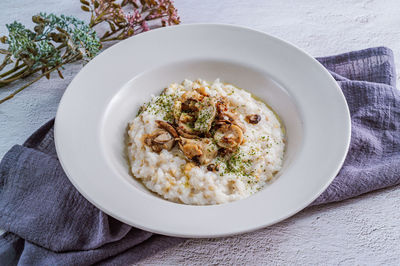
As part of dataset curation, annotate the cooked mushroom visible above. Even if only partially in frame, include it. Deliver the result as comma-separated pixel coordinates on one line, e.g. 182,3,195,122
181,99,199,112
217,147,232,156
233,120,246,133
144,129,175,153
156,120,178,138
178,119,197,135
213,124,244,149
245,114,261,124
195,86,209,96
176,127,199,139
174,94,216,135
214,111,246,133
179,137,203,160
153,132,171,143
174,97,198,135
214,120,230,127
221,113,245,132
216,111,234,122
180,113,196,123
179,137,218,164
181,90,204,102
207,164,219,172
177,90,204,115
216,98,229,113
193,98,216,133
200,138,219,164
173,100,182,122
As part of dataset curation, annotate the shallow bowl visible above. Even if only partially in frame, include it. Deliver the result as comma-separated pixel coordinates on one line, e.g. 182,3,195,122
55,24,351,237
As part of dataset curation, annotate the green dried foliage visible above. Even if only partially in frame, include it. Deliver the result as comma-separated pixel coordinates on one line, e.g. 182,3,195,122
0,1,180,104
6,13,101,68
0,13,101,103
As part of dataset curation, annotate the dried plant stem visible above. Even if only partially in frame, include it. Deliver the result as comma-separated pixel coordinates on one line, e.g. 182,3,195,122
0,55,11,71
0,74,47,104
0,43,68,86
0,66,32,86
87,0,180,42
89,10,108,27
0,3,179,104
0,62,25,79
0,54,79,104
98,15,169,42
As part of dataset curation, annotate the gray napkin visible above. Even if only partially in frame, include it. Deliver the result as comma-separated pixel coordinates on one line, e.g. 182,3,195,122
313,46,400,204
0,46,399,265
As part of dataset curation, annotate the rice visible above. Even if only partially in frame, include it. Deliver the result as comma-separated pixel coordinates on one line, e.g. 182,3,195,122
127,79,285,205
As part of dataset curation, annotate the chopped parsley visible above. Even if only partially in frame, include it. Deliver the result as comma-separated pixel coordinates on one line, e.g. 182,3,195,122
225,149,252,177
227,89,235,96
137,93,178,123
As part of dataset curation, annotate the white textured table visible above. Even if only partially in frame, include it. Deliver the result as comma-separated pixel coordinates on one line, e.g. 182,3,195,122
1,0,400,264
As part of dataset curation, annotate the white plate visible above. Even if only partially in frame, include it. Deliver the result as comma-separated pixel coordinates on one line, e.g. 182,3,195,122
55,24,350,238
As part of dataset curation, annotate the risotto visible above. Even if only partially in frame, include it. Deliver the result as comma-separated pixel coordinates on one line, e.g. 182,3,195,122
127,79,285,205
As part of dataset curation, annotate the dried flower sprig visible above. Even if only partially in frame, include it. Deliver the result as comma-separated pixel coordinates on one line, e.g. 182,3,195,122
0,13,101,103
0,1,180,104
82,0,180,42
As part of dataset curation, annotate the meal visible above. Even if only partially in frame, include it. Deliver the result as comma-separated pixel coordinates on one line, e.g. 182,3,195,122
127,79,285,205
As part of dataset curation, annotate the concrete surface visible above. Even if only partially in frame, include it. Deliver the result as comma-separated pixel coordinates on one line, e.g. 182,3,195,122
1,0,400,265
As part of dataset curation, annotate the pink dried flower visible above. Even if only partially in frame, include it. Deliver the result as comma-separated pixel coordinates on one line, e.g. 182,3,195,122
88,0,180,41
125,10,141,27
141,21,150,31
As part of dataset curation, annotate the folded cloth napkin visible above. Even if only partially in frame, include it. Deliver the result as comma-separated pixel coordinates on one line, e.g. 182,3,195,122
0,46,399,265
